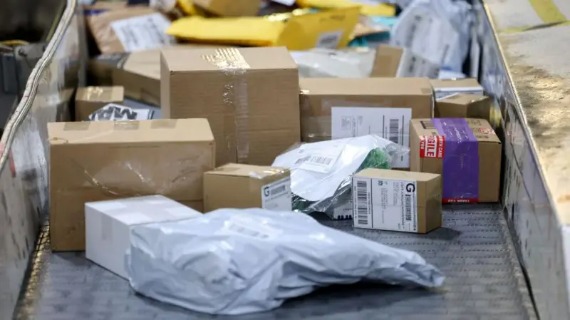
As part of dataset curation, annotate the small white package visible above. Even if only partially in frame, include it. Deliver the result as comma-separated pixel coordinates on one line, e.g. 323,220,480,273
126,208,445,315
291,48,376,78
85,195,201,279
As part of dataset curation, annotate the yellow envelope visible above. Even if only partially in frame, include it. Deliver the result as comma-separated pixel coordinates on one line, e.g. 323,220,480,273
296,0,395,16
176,0,198,16
167,7,360,49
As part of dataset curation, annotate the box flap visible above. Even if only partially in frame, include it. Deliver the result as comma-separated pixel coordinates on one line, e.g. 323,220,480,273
206,163,288,179
430,78,482,91
356,168,440,182
76,86,124,102
48,119,214,145
161,47,297,72
371,45,404,77
300,77,433,96
439,93,489,106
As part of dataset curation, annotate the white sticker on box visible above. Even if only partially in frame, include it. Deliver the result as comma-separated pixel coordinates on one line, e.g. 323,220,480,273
316,30,343,49
295,142,345,173
331,107,411,168
111,13,174,52
261,177,292,211
354,177,418,232
89,103,154,121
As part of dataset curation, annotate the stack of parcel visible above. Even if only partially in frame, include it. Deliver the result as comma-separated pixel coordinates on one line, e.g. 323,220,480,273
45,0,501,315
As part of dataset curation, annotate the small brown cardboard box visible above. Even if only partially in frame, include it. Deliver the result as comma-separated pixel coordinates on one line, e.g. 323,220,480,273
75,86,124,121
371,45,439,79
435,93,492,121
193,0,261,17
430,78,484,100
410,118,501,203
48,118,215,251
299,77,433,168
161,47,300,166
353,168,442,233
203,163,291,212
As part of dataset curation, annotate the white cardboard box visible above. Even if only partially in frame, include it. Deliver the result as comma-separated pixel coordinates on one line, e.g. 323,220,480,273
85,195,201,279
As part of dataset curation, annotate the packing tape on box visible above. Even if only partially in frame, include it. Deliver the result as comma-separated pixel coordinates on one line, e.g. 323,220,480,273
202,48,250,162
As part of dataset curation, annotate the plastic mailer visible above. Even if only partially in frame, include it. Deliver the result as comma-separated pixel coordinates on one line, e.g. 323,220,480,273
167,7,360,49
291,48,376,78
126,209,445,315
271,135,408,216
296,0,396,16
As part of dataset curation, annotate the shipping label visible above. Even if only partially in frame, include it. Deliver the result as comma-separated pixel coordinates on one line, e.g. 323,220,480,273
295,141,345,173
353,177,418,232
111,13,174,52
316,30,343,49
261,177,292,211
419,135,445,158
331,106,411,168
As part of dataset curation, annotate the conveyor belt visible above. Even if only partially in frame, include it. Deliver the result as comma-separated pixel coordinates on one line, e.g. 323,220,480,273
14,204,537,320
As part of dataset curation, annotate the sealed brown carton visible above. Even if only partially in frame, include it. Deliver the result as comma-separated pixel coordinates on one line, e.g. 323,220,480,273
435,93,492,121
87,7,173,54
48,118,215,251
430,78,484,100
299,77,433,168
410,118,501,203
75,86,124,121
193,0,261,17
353,168,442,233
371,45,439,78
161,47,300,166
204,163,291,212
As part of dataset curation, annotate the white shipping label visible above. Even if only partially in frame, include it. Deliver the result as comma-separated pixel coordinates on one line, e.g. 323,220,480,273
331,107,411,168
111,13,174,52
316,30,343,49
296,141,345,173
89,103,153,121
261,177,292,211
354,177,418,232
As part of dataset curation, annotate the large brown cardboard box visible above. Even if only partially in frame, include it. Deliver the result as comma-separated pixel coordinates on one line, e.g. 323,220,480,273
410,118,501,203
48,118,215,251
353,168,442,233
203,163,291,212
193,0,261,17
161,47,300,166
299,77,433,168
75,86,124,121
371,45,439,79
430,78,484,100
435,93,492,121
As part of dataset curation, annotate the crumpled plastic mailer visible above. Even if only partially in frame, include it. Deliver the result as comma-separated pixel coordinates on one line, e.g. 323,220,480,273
291,48,376,78
126,209,445,315
390,0,473,73
271,135,408,217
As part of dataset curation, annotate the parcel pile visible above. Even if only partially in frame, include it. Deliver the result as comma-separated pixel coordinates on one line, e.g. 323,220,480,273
46,0,501,315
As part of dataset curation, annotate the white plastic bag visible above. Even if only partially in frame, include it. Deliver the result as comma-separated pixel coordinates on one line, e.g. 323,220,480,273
127,209,445,315
291,48,376,78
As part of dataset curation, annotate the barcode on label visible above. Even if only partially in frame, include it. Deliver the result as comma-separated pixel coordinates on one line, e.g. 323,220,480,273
295,155,310,165
356,180,369,226
228,224,268,239
270,185,286,196
405,194,412,221
316,31,342,49
309,156,333,165
389,118,400,144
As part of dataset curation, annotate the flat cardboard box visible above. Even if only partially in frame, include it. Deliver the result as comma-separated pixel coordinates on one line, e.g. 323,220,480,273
161,47,300,166
371,45,439,79
203,163,291,212
435,93,492,121
299,77,434,168
430,78,484,100
48,118,215,251
85,195,201,279
193,0,261,17
410,118,501,203
353,168,442,233
75,86,124,121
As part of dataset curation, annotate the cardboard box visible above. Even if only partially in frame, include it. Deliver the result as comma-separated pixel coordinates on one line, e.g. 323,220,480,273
410,118,501,203
85,195,201,278
430,78,484,100
87,7,173,54
371,45,439,79
203,163,291,212
48,118,215,251
75,86,124,121
353,168,442,233
435,93,492,121
161,47,300,166
299,77,434,168
193,0,261,17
